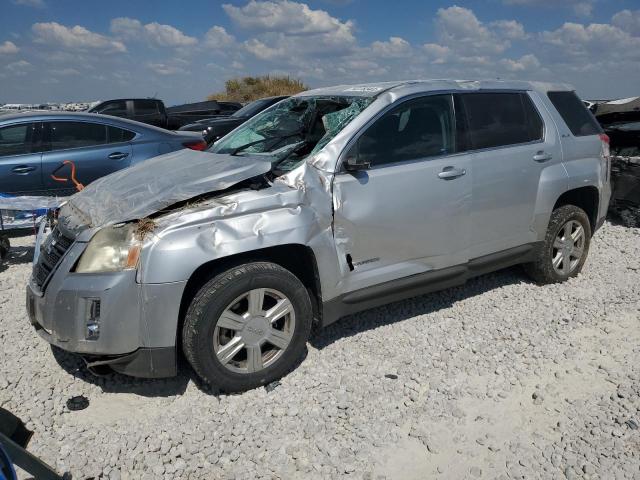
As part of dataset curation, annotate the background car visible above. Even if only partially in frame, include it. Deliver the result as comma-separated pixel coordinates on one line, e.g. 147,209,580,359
88,98,169,128
0,112,205,195
178,96,289,144
88,98,241,130
165,100,241,129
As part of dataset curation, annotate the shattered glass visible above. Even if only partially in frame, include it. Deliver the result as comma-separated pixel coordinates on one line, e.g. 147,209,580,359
310,98,373,156
212,95,373,171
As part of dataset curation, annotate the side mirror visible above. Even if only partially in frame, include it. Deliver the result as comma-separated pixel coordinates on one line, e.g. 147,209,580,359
344,140,370,172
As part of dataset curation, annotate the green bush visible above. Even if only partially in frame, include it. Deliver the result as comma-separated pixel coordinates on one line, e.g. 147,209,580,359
208,75,308,102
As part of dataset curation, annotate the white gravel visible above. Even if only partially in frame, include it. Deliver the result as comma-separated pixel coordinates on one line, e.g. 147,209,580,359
1,222,639,480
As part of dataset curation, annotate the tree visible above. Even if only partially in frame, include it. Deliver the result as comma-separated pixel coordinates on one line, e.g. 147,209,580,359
208,75,308,103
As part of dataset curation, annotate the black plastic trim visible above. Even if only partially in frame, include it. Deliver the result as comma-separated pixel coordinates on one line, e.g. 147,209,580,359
83,346,177,378
321,243,540,327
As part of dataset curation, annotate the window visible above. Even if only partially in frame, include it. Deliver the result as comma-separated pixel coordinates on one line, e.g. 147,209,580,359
548,91,601,137
134,100,159,115
212,95,372,173
95,101,127,115
107,126,135,143
352,94,456,167
0,123,34,157
458,92,543,150
219,103,240,113
49,122,107,151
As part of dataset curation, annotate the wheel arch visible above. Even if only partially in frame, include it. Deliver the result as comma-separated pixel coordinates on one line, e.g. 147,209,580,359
176,244,323,349
552,186,599,234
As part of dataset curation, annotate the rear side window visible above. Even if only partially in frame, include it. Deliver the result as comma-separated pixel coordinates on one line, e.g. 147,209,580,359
49,122,107,151
548,91,601,136
107,126,135,143
219,103,239,113
354,94,456,167
459,92,544,150
0,123,35,156
134,100,160,115
95,101,127,115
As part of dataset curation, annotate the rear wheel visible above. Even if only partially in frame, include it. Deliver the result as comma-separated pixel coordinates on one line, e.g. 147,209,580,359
525,205,591,284
182,262,312,392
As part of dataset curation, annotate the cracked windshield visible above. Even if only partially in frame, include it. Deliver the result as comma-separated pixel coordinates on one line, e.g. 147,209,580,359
211,96,373,172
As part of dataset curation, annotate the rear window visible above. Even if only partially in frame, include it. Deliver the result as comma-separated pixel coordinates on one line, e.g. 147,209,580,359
548,91,601,137
94,100,127,115
107,125,135,143
459,92,544,150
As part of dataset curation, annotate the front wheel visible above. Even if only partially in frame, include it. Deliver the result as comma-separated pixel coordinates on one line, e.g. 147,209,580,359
182,262,313,392
524,205,592,284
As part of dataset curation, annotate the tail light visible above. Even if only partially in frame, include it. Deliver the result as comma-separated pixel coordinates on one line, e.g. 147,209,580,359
183,139,207,151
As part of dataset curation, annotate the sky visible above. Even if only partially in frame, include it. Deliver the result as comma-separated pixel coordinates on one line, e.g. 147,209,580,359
0,0,639,105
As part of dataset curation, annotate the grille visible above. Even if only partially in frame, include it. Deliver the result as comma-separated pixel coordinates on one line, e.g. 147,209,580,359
32,226,74,290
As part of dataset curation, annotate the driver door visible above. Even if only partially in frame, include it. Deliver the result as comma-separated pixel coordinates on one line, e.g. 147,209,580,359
332,94,472,294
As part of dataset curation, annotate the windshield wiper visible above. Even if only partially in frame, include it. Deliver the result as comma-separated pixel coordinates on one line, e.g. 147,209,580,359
229,131,304,156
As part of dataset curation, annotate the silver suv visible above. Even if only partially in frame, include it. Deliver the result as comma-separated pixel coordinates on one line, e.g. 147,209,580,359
26,80,611,392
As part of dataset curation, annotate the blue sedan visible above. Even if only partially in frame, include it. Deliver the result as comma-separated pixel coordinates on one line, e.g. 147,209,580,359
0,112,205,195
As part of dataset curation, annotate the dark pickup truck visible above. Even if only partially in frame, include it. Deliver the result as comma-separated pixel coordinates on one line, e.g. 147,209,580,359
89,98,241,130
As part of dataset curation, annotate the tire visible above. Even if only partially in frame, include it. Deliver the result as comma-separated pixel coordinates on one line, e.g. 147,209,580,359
0,235,9,260
524,205,592,284
182,262,313,392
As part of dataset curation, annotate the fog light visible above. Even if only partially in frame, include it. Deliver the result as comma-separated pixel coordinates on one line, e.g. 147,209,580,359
85,298,101,340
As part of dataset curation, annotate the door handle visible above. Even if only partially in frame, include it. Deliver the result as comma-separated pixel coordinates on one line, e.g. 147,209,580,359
108,152,129,160
533,151,553,163
438,166,466,180
12,165,36,174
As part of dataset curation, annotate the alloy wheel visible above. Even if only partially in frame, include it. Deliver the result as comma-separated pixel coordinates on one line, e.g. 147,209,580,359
551,220,585,276
213,288,295,374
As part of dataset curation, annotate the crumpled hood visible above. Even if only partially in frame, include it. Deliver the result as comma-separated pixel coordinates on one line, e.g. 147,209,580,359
59,149,272,228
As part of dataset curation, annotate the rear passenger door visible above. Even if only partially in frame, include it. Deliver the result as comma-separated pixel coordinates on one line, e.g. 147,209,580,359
40,121,133,194
0,122,43,194
456,91,562,258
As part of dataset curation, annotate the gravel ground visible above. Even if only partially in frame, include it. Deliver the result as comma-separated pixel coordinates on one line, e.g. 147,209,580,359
1,222,639,480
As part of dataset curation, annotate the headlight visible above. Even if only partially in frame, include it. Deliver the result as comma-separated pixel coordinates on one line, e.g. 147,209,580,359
76,224,142,273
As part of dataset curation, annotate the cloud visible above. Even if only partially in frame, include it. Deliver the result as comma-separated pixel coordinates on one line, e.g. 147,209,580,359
5,2,640,104
500,53,541,71
204,26,235,48
0,41,19,54
144,23,197,47
223,0,352,36
612,10,640,36
5,59,32,75
50,67,80,76
146,62,181,75
490,20,527,40
371,37,412,58
110,17,196,48
229,1,357,64
502,0,594,18
539,22,640,62
32,22,126,52
435,6,510,55
12,0,45,8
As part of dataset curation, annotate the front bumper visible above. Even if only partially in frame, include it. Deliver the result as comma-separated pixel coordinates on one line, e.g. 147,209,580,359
26,242,186,378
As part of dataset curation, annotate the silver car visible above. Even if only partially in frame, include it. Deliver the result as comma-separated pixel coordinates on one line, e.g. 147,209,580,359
26,80,611,392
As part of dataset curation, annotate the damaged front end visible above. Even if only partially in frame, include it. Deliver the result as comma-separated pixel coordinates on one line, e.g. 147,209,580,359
30,91,376,378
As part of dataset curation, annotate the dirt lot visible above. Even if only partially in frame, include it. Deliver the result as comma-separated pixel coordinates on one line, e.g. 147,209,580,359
1,223,639,479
